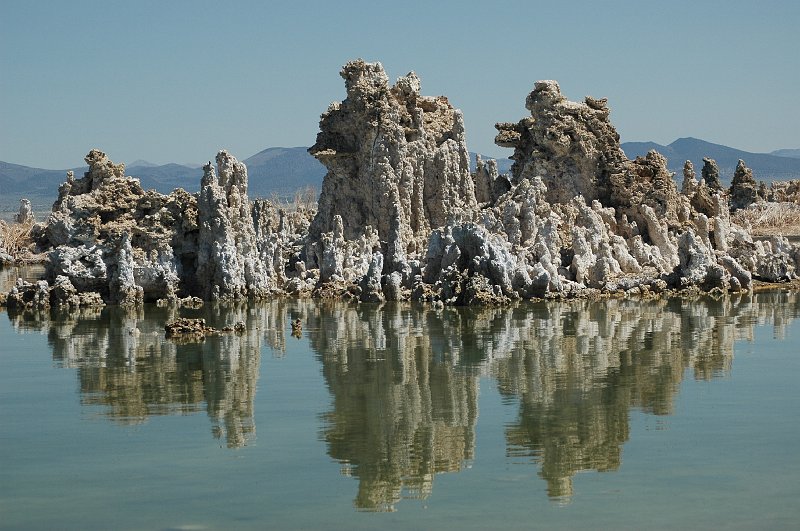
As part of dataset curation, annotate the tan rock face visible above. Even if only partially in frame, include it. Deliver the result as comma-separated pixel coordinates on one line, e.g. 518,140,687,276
308,59,477,263
495,80,686,232
495,80,627,205
42,149,195,303
768,180,800,203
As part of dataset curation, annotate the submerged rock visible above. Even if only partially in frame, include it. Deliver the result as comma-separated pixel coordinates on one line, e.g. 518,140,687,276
164,317,245,342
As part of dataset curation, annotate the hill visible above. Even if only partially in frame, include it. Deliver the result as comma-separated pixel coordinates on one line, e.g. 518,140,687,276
621,137,800,185
5,139,795,215
1,148,511,213
244,147,326,199
771,148,800,159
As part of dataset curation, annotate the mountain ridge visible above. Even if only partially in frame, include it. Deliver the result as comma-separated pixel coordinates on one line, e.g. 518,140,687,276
620,137,800,185
771,148,800,159
3,139,799,212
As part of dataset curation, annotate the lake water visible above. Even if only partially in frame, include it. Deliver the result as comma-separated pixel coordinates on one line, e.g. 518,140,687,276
1,283,799,529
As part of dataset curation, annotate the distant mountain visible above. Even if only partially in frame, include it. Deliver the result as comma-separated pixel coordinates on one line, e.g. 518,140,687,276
771,148,800,159
0,161,82,212
244,147,326,199
8,139,794,215
0,161,205,213
621,137,800,185
127,159,158,168
125,163,203,193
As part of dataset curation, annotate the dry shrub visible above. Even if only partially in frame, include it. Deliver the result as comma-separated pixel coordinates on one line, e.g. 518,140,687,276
292,186,319,212
268,186,318,213
0,220,36,262
732,202,800,236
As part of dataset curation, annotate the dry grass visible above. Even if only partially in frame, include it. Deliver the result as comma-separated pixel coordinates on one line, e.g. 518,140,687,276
268,186,319,213
0,220,37,263
732,202,800,236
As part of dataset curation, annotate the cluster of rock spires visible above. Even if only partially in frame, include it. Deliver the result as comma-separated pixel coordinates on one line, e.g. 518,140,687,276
4,59,800,309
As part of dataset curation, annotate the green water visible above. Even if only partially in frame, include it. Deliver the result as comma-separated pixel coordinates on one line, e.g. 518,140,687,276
1,291,799,529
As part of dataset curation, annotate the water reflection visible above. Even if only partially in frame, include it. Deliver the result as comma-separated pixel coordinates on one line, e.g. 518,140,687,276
306,294,800,507
492,294,799,500
0,263,46,292
308,303,479,511
4,288,800,505
5,300,314,448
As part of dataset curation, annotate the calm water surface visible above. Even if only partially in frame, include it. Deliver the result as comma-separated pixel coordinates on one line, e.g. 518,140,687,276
1,283,799,529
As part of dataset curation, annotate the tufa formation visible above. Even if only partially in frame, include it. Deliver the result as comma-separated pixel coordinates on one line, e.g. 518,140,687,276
3,59,800,310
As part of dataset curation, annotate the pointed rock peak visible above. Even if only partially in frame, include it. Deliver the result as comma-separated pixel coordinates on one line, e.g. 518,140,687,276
341,59,389,99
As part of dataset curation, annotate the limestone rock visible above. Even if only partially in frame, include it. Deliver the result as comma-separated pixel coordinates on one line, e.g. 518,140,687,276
164,317,245,342
474,155,511,205
6,279,51,310
681,161,698,196
359,252,385,303
48,245,108,294
29,148,312,304
8,62,800,309
15,199,35,224
677,229,723,288
752,237,796,281
494,80,686,233
729,159,759,211
495,80,626,206
701,158,724,192
39,150,198,302
308,59,477,266
196,151,272,300
768,180,800,203
382,271,404,301
718,255,752,290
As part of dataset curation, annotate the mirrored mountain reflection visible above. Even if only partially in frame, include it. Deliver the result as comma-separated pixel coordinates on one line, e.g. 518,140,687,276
307,293,800,507
5,300,312,448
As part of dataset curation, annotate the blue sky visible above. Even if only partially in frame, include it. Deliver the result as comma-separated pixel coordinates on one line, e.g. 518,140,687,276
2,0,798,169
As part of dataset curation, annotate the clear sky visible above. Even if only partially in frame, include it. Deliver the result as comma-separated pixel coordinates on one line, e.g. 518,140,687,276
2,0,798,169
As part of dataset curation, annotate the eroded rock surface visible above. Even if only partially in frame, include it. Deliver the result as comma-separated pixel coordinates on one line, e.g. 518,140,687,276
417,78,798,300
40,149,197,304
16,149,315,308
164,317,245,342
729,159,761,211
196,151,272,300
15,199,35,225
307,59,477,269
5,60,800,310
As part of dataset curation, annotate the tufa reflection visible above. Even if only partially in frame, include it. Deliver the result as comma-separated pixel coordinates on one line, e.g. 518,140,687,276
4,292,799,502
6,299,316,448
305,293,800,506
